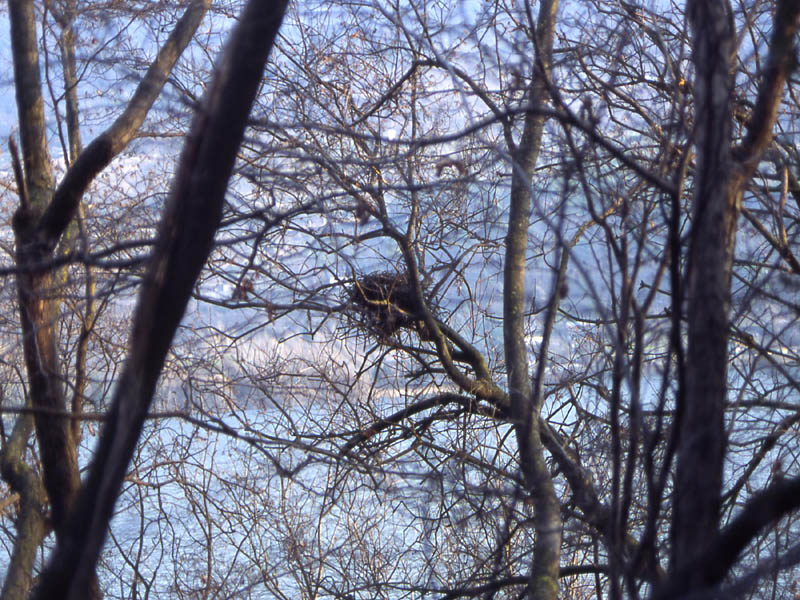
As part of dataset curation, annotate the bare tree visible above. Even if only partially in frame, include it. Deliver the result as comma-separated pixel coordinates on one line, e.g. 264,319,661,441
669,0,800,594
2,0,286,598
220,1,800,598
5,0,800,599
4,1,212,597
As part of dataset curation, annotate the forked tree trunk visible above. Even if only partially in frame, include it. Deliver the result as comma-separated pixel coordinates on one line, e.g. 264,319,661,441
3,1,211,598
31,2,288,598
667,0,800,596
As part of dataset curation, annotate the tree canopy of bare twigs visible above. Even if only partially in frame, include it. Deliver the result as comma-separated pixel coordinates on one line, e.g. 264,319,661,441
4,1,800,600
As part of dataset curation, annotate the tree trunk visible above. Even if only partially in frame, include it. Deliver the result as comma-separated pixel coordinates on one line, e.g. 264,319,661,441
31,2,288,598
5,1,211,597
667,0,800,595
503,1,561,598
671,1,735,584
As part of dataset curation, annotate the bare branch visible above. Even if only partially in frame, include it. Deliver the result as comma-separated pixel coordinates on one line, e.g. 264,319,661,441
30,2,288,598
38,0,212,250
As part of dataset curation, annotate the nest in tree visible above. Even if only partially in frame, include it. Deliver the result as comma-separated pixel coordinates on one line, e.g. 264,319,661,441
346,271,434,342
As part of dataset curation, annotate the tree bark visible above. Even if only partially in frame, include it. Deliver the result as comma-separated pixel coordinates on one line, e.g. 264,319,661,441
9,0,78,548
31,2,288,598
0,411,46,600
502,1,561,599
667,0,800,595
671,0,736,585
5,1,211,597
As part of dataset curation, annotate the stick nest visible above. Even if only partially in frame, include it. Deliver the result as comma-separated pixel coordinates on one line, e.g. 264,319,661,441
345,271,435,342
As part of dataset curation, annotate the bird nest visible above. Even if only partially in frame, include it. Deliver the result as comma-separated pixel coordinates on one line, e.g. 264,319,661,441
345,271,434,342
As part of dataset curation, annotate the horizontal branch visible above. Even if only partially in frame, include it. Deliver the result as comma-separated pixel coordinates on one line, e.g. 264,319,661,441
435,564,610,600
340,392,501,457
254,105,676,193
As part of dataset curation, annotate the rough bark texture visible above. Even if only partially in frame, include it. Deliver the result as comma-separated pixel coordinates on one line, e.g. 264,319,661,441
4,1,211,598
666,0,800,596
31,2,288,598
671,0,736,584
8,0,53,209
8,0,80,569
502,1,561,599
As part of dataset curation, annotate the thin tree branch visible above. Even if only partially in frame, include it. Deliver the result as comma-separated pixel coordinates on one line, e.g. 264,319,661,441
30,2,288,598
38,0,211,250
